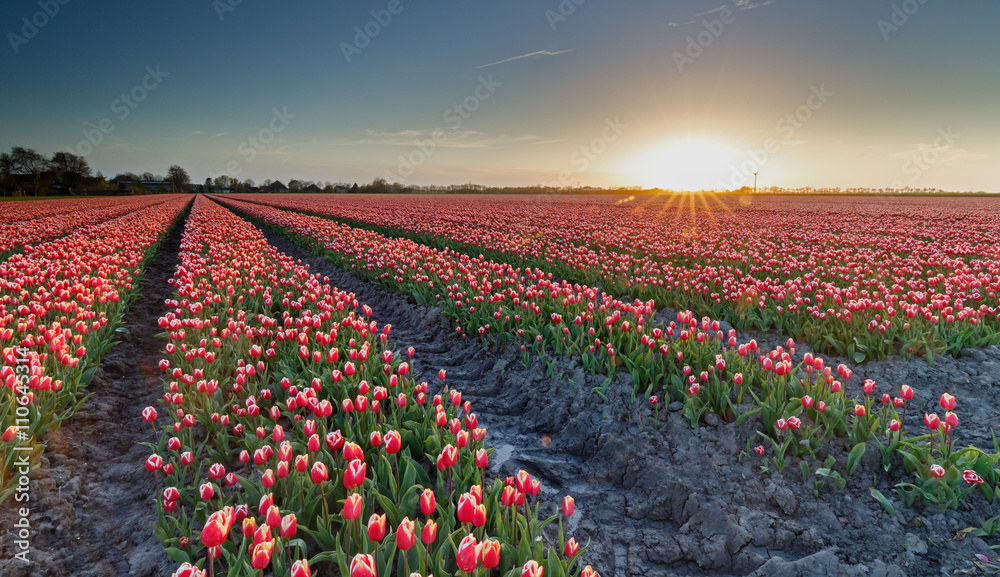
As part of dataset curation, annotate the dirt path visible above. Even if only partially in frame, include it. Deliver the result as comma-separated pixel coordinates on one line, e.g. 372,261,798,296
0,215,184,577
258,221,1000,577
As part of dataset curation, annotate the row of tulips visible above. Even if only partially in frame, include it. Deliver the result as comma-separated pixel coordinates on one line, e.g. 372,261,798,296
213,195,1000,511
230,193,1000,362
0,194,182,257
150,196,595,577
0,194,192,501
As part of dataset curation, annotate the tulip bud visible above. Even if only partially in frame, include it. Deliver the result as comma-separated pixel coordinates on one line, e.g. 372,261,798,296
367,513,386,542
343,493,363,520
455,535,480,573
396,517,416,550
250,540,274,570
349,554,376,577
565,537,580,557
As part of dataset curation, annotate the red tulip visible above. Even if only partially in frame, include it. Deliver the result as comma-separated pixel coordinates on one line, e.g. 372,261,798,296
311,461,328,484
924,413,940,430
141,406,157,423
281,513,298,538
480,538,501,569
522,559,544,577
436,444,458,470
243,517,257,538
344,493,363,520
349,554,376,577
367,513,386,541
396,517,416,550
290,559,311,577
171,562,205,577
565,537,579,557
456,534,480,572
422,519,437,544
475,448,489,468
457,492,476,523
940,393,955,410
145,454,163,472
472,504,487,527
266,505,282,528
963,470,984,484
384,430,401,454
201,506,234,548
929,464,945,478
415,489,435,516
562,495,575,516
344,459,367,490
250,540,274,570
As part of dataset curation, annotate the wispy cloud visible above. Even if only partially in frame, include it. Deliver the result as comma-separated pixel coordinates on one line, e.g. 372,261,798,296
696,5,726,16
209,131,231,139
733,0,775,10
475,49,574,69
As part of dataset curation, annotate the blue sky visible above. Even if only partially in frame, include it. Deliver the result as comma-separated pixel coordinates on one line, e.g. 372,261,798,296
1,0,998,190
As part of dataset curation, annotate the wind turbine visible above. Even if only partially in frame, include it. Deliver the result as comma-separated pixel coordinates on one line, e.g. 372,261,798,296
753,172,759,194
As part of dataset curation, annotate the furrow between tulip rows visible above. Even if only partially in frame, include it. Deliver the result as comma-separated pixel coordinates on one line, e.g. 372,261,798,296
230,193,1000,363
213,195,1000,514
0,194,187,258
0,194,193,501
149,196,591,577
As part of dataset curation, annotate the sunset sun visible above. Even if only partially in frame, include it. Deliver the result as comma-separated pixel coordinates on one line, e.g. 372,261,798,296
629,137,744,191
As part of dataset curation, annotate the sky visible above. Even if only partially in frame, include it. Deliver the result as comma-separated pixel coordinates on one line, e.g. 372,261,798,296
1,0,998,191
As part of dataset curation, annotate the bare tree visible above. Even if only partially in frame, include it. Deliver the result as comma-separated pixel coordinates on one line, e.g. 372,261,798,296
49,152,92,191
0,153,15,196
10,147,47,195
213,175,232,192
166,165,191,193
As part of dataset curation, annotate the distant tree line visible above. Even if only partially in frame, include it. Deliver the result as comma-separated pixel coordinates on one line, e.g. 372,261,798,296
0,146,192,197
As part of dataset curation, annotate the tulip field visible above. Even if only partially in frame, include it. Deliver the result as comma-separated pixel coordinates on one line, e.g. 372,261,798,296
232,193,1000,363
2,192,1000,577
1,195,190,500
